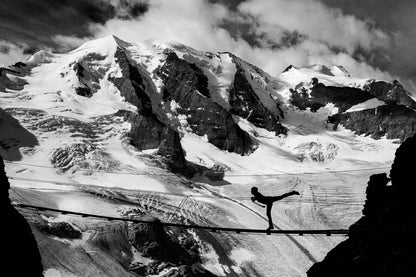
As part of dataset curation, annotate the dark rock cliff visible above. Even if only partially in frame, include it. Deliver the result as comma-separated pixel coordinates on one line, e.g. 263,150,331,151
329,104,416,142
128,219,217,277
0,67,28,92
365,80,416,110
1,155,44,276
71,53,105,98
290,82,373,113
156,127,189,175
0,108,39,161
290,79,416,142
117,110,191,176
229,62,286,135
157,52,254,155
73,62,94,97
308,134,416,276
122,111,166,150
111,48,154,116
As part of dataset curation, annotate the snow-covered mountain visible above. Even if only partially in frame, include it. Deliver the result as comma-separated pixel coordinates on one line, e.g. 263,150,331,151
2,35,416,276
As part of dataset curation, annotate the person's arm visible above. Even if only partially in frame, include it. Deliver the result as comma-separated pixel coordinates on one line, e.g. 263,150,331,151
251,197,265,208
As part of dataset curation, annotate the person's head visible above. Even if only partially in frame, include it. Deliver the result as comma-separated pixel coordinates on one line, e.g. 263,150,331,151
251,187,258,195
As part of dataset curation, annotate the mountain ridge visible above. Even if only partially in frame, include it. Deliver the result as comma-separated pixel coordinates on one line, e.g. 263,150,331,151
1,35,411,174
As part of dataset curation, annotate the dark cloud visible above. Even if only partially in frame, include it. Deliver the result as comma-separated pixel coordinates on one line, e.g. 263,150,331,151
121,1,149,18
1,0,415,88
320,0,416,87
319,0,414,30
247,30,307,50
0,0,148,52
22,46,40,55
209,0,244,10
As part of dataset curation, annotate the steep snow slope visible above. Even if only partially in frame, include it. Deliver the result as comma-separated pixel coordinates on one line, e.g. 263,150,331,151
0,35,409,276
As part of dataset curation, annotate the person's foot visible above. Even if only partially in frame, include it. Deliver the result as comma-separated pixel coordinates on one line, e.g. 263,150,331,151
292,190,300,195
266,226,274,230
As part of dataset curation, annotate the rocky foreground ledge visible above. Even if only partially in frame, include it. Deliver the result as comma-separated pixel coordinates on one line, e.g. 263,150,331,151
308,134,416,276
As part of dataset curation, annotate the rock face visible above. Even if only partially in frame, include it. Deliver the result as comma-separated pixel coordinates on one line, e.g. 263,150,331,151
120,110,191,175
128,219,216,277
229,61,286,135
129,219,197,264
290,82,373,113
40,222,82,239
124,111,166,150
157,52,254,155
71,53,104,98
1,155,44,276
0,108,39,161
111,48,154,116
73,63,93,97
291,80,416,142
157,127,189,175
0,67,28,91
365,80,416,110
329,103,416,142
308,134,416,276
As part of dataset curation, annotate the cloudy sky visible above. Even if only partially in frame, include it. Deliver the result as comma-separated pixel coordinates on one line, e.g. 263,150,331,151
1,0,415,89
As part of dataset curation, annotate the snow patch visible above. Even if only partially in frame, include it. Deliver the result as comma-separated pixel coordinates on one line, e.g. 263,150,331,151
229,248,255,273
44,268,63,277
27,50,56,65
345,98,385,113
130,246,153,266
200,243,228,276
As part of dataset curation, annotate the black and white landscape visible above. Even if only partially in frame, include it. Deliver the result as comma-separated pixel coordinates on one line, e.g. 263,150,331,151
1,1,416,276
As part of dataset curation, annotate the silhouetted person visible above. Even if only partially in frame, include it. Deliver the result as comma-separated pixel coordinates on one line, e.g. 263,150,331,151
1,155,44,276
251,187,300,230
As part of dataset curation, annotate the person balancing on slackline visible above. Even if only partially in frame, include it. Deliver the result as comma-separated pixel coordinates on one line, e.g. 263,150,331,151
251,187,300,230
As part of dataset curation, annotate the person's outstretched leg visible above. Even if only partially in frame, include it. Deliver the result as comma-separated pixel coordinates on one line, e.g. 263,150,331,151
266,204,274,230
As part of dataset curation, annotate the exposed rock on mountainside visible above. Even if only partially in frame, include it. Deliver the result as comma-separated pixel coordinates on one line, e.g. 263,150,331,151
0,108,38,161
290,79,416,142
129,219,197,264
119,110,192,175
71,54,104,97
0,67,27,91
123,110,166,150
229,61,286,135
73,62,94,97
329,103,416,142
40,222,82,239
128,219,217,277
290,82,373,113
308,134,416,276
157,52,254,155
157,127,189,174
112,48,155,116
365,80,416,110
